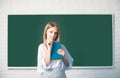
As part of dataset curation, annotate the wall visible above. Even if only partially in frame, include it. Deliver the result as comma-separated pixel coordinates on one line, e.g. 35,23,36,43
0,0,120,78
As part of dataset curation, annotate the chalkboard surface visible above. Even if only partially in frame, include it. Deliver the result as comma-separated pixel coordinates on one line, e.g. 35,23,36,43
8,15,113,67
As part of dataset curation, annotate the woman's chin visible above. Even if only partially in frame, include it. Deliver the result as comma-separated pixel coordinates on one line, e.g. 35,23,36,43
49,40,54,42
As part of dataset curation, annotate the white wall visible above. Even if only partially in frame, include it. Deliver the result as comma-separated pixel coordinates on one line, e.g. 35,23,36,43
0,0,120,78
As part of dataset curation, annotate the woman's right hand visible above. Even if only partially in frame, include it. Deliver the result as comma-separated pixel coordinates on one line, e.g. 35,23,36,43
46,41,53,52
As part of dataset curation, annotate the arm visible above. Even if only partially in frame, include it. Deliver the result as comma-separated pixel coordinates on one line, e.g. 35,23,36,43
44,42,52,66
62,55,69,67
37,44,51,73
44,49,51,66
57,49,69,67
60,44,73,69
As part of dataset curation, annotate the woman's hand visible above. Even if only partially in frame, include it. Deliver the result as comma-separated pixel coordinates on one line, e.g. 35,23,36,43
57,49,65,56
46,41,53,51
57,49,69,67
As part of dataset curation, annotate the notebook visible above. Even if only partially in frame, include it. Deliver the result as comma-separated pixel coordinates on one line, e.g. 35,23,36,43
51,42,63,60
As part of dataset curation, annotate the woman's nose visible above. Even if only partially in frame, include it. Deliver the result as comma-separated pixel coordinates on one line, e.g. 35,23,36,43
51,33,55,37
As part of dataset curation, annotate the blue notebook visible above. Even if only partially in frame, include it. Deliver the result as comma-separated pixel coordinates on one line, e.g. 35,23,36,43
51,42,63,60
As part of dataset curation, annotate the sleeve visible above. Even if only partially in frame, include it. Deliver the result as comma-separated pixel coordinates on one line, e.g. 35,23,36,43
61,44,73,70
37,44,51,73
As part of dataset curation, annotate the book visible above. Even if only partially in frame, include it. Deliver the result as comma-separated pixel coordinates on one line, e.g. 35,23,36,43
51,42,63,60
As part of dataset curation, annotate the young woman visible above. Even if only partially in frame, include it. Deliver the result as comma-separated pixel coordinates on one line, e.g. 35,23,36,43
37,22,73,78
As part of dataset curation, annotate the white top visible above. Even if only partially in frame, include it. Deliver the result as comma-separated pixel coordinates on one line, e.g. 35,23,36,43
37,43,73,74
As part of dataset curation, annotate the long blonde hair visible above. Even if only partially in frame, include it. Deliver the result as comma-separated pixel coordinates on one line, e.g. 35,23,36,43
43,22,60,43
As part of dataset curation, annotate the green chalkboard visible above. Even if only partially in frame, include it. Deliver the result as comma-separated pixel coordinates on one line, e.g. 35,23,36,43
8,15,113,67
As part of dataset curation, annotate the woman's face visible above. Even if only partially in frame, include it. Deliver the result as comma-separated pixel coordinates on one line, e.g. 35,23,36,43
46,27,58,42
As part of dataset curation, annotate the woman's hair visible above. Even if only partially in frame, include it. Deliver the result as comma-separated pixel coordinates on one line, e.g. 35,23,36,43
43,22,60,43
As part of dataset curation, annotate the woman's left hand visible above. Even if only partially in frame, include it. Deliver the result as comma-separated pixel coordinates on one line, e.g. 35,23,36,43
57,49,69,66
57,49,65,56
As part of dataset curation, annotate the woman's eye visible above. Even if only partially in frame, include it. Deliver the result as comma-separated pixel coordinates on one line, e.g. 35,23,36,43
54,32,57,34
50,31,53,33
